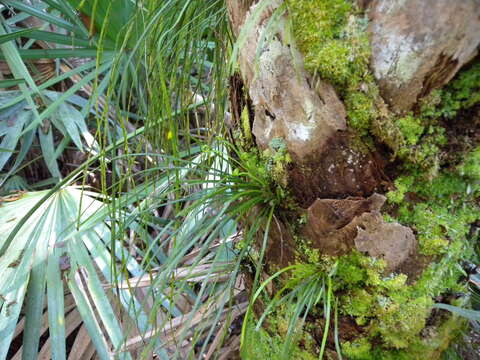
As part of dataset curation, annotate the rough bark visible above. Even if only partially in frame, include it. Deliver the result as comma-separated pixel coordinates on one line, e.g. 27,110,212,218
301,193,415,272
228,0,480,357
368,0,480,112
228,0,386,206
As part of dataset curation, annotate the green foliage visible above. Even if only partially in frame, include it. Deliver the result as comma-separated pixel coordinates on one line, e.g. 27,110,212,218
386,176,414,204
0,187,140,360
243,263,336,360
342,337,372,359
288,0,368,86
241,317,317,360
334,248,467,355
262,138,293,188
396,115,425,146
375,296,432,349
288,0,376,136
458,146,480,180
393,173,480,256
429,62,480,118
345,90,377,133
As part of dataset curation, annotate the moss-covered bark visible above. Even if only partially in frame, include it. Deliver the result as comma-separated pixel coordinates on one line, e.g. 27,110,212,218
228,0,480,358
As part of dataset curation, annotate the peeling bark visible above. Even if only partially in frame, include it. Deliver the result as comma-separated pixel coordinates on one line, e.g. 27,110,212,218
227,0,385,204
368,0,480,112
302,193,416,272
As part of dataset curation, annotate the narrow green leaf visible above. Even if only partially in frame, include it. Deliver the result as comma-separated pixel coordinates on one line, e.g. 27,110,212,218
1,0,79,34
433,303,480,321
0,28,34,44
22,251,47,360
46,251,66,360
38,125,62,178
0,79,24,88
0,48,115,60
11,28,92,47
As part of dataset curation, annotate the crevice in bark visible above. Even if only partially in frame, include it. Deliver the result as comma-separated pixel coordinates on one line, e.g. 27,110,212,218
418,53,459,103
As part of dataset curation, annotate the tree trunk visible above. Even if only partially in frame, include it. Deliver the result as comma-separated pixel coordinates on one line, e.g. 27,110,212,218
228,0,480,358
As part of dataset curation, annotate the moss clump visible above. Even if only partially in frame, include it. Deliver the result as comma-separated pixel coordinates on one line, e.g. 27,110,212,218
423,62,480,119
393,173,480,256
288,1,370,88
396,115,425,146
458,146,480,180
342,338,372,359
375,296,432,349
345,90,377,134
386,176,414,204
262,138,293,188
288,0,376,136
241,311,318,360
334,249,469,356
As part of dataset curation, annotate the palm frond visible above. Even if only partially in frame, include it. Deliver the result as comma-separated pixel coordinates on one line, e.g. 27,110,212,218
0,186,143,359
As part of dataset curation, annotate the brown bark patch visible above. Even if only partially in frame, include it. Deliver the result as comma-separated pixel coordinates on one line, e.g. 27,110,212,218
264,215,297,270
440,104,480,167
354,213,416,272
302,193,417,272
312,315,365,351
228,0,348,162
226,0,256,37
287,132,387,207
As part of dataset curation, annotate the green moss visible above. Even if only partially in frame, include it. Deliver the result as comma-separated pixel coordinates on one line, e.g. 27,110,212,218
430,62,480,118
342,338,372,359
394,173,480,256
288,0,374,134
386,176,414,204
241,313,318,360
343,289,375,325
396,115,424,146
458,146,480,180
288,0,353,75
262,138,293,188
376,296,432,349
345,91,376,134
241,105,253,144
336,251,385,288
